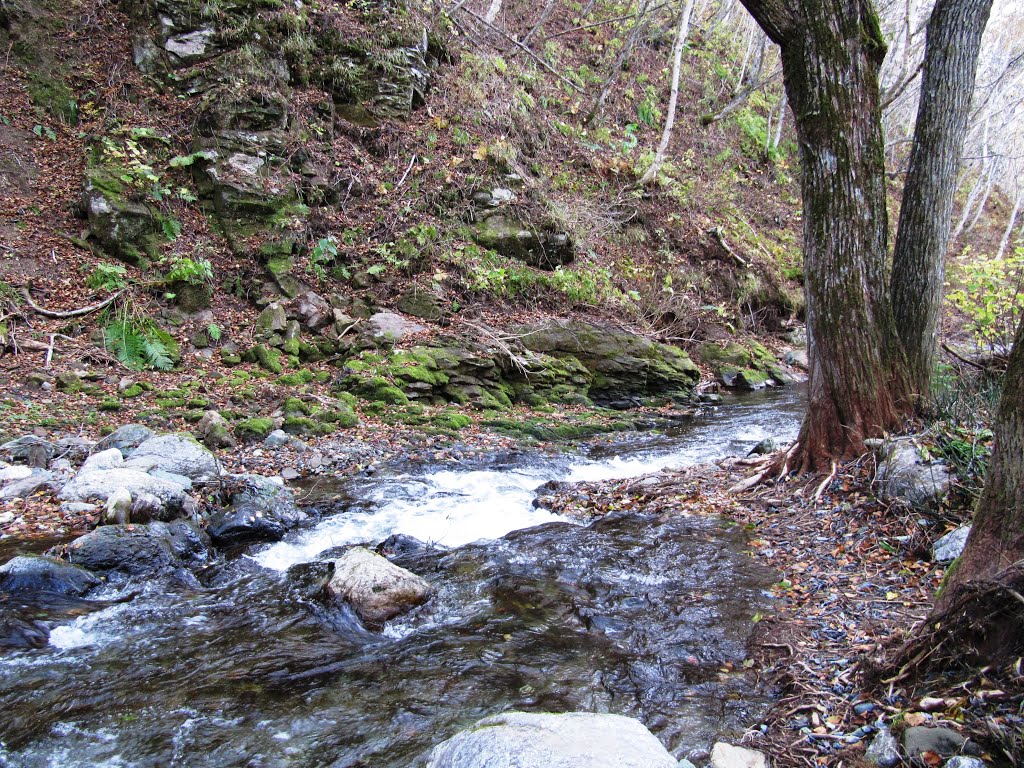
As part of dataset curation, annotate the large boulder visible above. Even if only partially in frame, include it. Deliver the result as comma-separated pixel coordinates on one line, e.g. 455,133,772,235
58,448,190,517
875,441,953,508
473,214,574,270
326,547,433,628
516,319,700,405
123,433,220,482
425,712,677,768
65,524,183,575
82,168,162,265
207,474,305,546
0,469,52,500
0,555,100,596
94,424,155,457
0,435,54,467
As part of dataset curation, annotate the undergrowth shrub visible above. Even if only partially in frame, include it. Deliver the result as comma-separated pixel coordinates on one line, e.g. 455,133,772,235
947,245,1023,352
103,313,179,372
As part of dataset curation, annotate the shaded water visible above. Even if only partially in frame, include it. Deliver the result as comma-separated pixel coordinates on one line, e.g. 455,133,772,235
0,388,803,767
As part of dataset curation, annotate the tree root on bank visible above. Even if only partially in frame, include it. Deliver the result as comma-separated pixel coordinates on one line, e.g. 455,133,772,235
863,561,1024,687
20,283,124,318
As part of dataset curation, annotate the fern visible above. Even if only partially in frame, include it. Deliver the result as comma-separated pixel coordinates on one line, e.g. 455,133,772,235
104,317,178,371
142,337,174,371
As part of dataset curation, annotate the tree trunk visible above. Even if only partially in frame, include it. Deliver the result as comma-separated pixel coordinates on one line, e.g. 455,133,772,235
937,317,1024,609
638,0,696,185
890,0,994,400
995,191,1022,261
739,0,912,470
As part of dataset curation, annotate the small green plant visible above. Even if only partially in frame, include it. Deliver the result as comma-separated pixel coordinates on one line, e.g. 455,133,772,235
947,245,1024,352
207,323,222,342
309,236,338,280
164,257,213,285
33,124,56,141
86,262,128,292
104,313,179,372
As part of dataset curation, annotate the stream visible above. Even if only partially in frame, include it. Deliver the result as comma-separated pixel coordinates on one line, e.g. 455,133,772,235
0,387,804,767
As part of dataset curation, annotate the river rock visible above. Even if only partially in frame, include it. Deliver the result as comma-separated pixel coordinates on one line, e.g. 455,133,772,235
327,547,433,628
904,726,973,760
1,435,54,467
124,433,220,482
944,757,986,768
0,469,52,499
425,711,677,768
0,616,50,649
0,465,33,483
95,424,155,457
363,311,427,345
865,729,901,768
711,743,768,768
206,474,304,546
933,525,971,562
104,486,133,524
59,448,190,517
875,441,952,508
0,555,101,596
151,520,213,565
195,410,237,450
65,524,183,575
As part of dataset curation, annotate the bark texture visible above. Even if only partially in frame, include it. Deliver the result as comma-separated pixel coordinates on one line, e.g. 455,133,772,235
740,0,912,469
891,0,994,398
938,318,1024,608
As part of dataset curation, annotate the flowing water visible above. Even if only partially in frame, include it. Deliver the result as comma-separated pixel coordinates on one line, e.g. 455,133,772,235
0,387,804,767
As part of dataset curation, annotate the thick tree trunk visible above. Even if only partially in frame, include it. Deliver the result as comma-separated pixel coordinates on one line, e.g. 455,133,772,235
891,0,994,399
937,317,1024,608
739,0,912,470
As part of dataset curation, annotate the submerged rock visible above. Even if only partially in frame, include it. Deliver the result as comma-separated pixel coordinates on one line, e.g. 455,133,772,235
0,555,100,596
65,524,183,575
207,474,304,546
425,711,677,768
327,546,432,628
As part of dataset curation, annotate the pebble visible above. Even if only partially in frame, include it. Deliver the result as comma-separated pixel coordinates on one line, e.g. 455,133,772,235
281,467,300,481
865,729,900,768
0,511,15,525
853,702,876,715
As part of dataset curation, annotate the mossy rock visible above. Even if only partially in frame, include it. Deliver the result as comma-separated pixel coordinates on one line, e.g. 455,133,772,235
282,416,333,437
316,406,359,429
355,376,409,405
121,383,146,399
242,345,284,374
432,411,472,430
278,370,316,386
282,397,311,418
173,282,212,313
99,397,121,412
235,417,275,442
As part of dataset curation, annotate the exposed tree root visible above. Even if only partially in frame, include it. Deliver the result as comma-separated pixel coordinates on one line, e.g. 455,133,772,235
864,560,1024,687
20,283,125,319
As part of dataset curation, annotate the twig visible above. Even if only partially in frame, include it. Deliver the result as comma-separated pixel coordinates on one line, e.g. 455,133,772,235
395,154,417,189
21,284,125,318
814,461,838,501
709,227,749,267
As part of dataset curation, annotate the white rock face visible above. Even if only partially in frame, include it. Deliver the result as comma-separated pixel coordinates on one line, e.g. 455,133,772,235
425,711,678,768
123,434,220,482
933,525,971,562
327,547,432,628
58,447,189,513
164,28,213,59
711,743,768,768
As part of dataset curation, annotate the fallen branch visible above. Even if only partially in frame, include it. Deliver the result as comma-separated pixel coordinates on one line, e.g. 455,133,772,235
21,284,125,319
709,227,749,267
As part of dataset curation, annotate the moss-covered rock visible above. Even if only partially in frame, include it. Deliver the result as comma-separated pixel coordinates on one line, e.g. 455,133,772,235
473,214,574,270
120,383,146,399
235,417,275,442
242,344,284,374
81,166,163,266
698,341,785,390
516,319,699,405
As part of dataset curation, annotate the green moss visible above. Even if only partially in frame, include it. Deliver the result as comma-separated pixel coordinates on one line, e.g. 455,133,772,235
187,397,211,408
120,383,146,399
282,397,311,417
236,417,275,441
278,370,316,386
433,411,472,430
99,397,121,412
356,376,409,405
316,406,359,428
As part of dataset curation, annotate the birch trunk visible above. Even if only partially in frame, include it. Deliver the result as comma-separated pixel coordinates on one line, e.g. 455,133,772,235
638,0,696,186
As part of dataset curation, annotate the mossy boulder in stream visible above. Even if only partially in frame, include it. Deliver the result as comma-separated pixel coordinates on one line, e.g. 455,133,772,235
697,341,788,391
